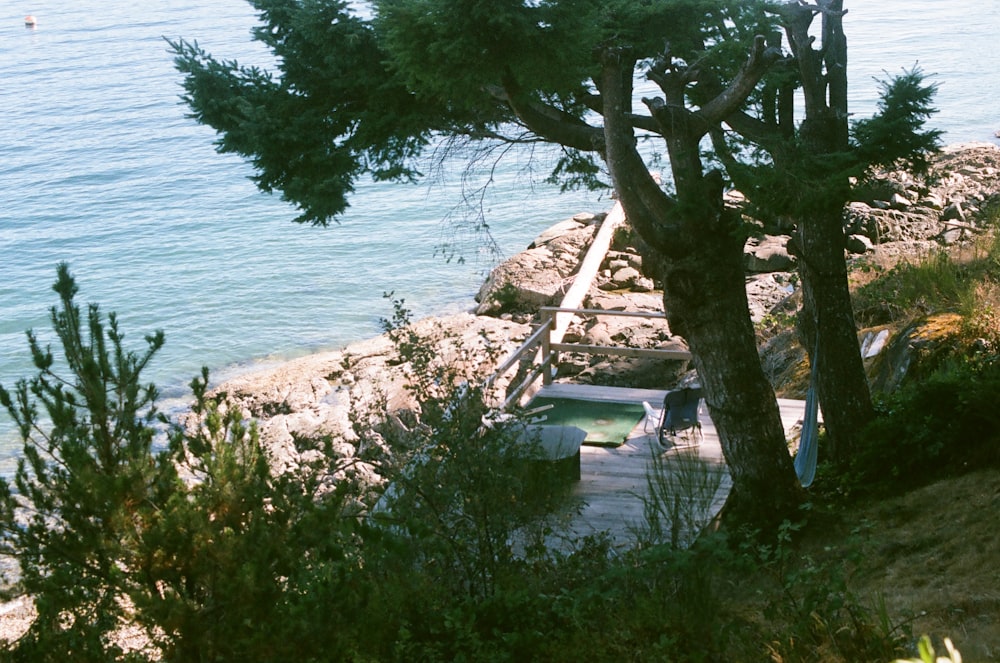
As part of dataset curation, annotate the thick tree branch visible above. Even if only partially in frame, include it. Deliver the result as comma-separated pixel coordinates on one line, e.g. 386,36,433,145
804,0,848,19
488,81,604,153
580,92,661,134
643,33,781,148
698,35,783,124
599,47,674,250
648,59,704,95
821,0,849,130
722,109,784,153
769,2,826,111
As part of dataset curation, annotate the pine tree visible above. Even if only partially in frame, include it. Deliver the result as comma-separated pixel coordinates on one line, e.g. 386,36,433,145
0,263,176,660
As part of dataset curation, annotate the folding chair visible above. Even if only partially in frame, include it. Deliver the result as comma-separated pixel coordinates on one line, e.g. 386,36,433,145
652,387,703,451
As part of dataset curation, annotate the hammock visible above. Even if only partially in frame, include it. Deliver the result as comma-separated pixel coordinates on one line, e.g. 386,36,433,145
794,350,820,488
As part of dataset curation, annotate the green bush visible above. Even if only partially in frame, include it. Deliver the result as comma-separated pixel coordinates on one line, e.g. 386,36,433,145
136,372,370,661
0,268,917,662
372,294,571,601
0,264,177,660
837,356,1000,497
0,266,370,661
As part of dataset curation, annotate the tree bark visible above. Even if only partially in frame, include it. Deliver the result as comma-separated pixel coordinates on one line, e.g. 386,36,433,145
787,0,875,460
660,208,802,530
794,205,874,461
600,49,802,532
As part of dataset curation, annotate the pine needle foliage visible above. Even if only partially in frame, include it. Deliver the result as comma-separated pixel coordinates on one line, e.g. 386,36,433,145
0,263,175,661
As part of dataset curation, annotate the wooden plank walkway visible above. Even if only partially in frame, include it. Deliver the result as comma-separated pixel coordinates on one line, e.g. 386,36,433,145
536,383,809,550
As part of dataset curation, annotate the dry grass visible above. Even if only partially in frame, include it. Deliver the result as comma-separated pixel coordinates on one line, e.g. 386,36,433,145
803,469,1000,661
718,470,1000,662
962,279,1000,347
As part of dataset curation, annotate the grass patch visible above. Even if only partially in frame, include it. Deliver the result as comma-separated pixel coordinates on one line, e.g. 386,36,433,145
853,233,1000,336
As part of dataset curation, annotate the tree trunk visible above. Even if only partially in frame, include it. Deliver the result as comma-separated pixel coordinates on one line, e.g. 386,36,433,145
795,205,875,460
787,0,875,461
598,49,802,533
657,206,803,530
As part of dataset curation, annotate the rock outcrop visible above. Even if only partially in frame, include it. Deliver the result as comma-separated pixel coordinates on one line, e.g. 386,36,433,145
215,313,531,472
214,143,1000,463
475,212,601,317
759,143,1000,396
847,142,1000,246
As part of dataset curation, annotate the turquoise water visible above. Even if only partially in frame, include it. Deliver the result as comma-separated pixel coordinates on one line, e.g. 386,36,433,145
0,0,603,460
1,1,997,466
845,1,999,140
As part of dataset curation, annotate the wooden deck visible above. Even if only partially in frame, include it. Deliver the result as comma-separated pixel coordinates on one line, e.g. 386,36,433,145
535,383,809,550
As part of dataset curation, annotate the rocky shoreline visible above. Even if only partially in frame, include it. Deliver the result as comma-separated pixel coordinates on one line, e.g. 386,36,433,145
213,142,1000,470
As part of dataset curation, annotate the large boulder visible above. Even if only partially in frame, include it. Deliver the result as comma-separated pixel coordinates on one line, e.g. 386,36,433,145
745,235,796,273
745,273,796,324
475,218,597,315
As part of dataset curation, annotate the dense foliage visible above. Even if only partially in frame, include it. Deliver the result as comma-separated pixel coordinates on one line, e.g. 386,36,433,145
0,266,922,661
169,0,771,225
0,265,368,661
0,264,176,660
821,355,1000,501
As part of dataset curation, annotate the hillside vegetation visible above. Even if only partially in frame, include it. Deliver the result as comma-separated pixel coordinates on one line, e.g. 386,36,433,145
2,212,1000,660
751,201,1000,661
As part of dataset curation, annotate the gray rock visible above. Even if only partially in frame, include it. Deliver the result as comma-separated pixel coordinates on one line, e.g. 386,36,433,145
745,235,795,273
528,214,593,249
611,266,641,287
941,202,966,222
889,192,911,209
860,328,889,359
919,193,945,210
597,279,619,292
585,294,628,311
586,291,661,313
844,202,874,236
556,356,589,376
475,225,593,315
607,259,630,271
581,324,614,347
572,211,603,224
846,234,874,254
632,277,655,293
745,273,795,324
942,228,964,245
475,249,563,313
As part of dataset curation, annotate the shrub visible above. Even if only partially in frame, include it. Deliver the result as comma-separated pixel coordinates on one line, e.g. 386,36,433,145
0,266,370,661
371,294,570,602
135,371,369,661
0,263,176,661
836,356,1000,498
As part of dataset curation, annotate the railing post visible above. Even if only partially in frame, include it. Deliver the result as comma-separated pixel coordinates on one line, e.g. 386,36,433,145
541,309,553,386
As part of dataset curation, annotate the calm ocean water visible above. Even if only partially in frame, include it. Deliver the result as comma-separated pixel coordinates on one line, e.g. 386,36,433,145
1,0,997,466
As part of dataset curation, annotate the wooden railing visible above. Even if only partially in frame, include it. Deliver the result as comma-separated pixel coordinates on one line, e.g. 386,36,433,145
489,306,692,410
